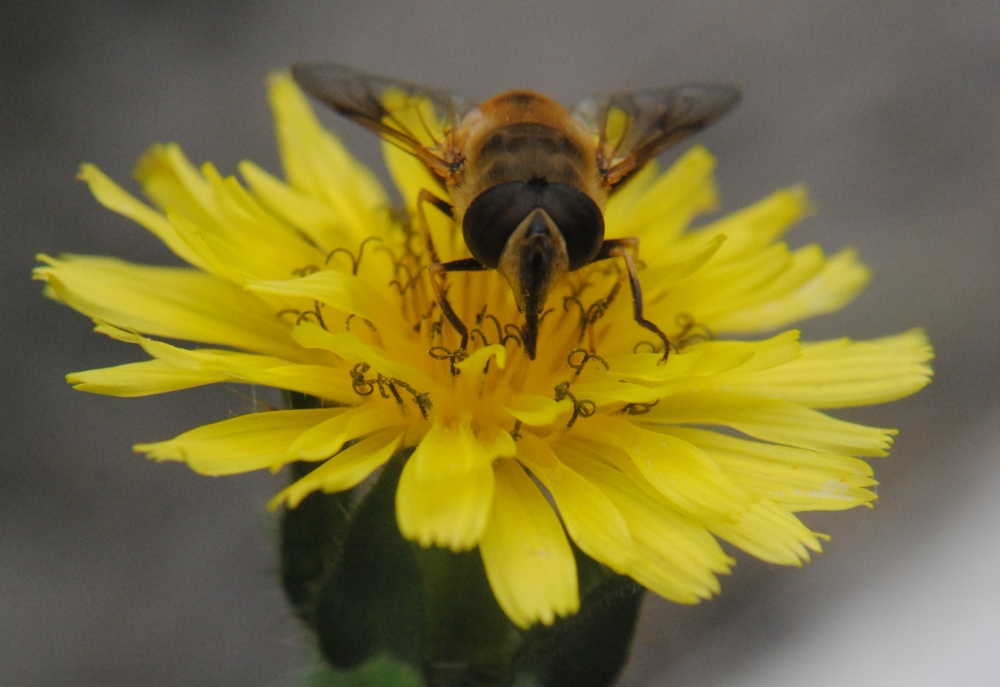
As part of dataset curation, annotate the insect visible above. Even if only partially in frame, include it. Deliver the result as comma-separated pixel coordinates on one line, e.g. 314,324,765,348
292,63,740,361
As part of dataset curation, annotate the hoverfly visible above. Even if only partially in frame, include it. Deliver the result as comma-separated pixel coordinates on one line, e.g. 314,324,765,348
292,63,740,361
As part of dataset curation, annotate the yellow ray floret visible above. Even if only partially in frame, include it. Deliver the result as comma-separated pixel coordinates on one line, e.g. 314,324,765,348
479,458,580,629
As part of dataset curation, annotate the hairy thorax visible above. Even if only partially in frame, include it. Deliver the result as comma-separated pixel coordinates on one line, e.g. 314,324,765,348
448,91,608,227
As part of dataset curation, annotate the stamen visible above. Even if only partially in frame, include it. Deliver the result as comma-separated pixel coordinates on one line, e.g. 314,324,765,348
633,340,663,354
386,380,404,405
349,362,432,418
428,345,468,376
503,323,523,341
350,363,375,396
567,277,594,301
619,400,659,415
429,318,444,340
674,312,716,349
325,236,382,275
345,314,377,333
481,313,505,344
295,300,327,330
553,381,596,428
374,374,392,399
373,242,398,264
412,300,438,333
392,379,433,419
567,348,610,376
388,270,424,296
509,420,522,442
562,295,587,332
373,374,405,404
501,332,522,348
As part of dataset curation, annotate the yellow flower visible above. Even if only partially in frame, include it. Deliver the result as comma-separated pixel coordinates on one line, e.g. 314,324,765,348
35,73,932,630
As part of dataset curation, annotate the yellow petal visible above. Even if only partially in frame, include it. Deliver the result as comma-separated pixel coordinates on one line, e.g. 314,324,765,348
271,429,403,508
713,244,828,316
455,344,507,374
93,323,352,401
67,359,228,397
383,140,440,216
475,424,518,462
575,417,748,520
711,248,870,333
201,164,325,280
267,72,389,246
34,254,306,361
641,392,896,457
607,146,718,251
386,169,456,262
663,427,877,512
239,159,345,251
642,233,726,290
135,146,323,283
556,444,732,603
516,433,634,574
676,242,797,319
678,185,812,262
249,364,357,404
479,458,579,629
504,394,573,426
395,422,495,551
135,408,341,475
708,500,824,566
134,143,218,229
290,404,405,460
565,380,662,407
158,211,244,283
717,329,933,408
250,270,409,340
691,329,802,374
291,323,437,394
600,162,662,235
604,330,798,383
78,163,208,270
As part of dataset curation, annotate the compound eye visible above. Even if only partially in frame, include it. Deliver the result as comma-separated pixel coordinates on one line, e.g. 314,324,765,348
462,182,537,268
540,184,604,270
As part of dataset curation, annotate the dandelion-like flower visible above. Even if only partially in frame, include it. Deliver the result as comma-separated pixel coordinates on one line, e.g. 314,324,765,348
35,74,932,630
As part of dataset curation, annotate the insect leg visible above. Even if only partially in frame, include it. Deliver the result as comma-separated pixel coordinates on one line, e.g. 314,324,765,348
428,258,488,351
416,189,453,264
592,238,671,363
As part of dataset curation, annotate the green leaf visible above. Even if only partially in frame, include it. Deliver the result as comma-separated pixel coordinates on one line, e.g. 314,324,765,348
280,392,355,626
304,655,424,687
511,549,645,687
313,452,424,670
415,547,522,686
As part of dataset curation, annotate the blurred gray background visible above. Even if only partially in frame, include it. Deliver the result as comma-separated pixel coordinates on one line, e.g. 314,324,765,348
3,1,998,685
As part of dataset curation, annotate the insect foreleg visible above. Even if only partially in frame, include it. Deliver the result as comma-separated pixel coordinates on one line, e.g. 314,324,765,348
416,189,453,265
592,238,671,363
428,258,489,352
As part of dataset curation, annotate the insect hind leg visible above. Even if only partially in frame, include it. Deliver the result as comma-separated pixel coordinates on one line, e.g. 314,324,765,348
592,238,671,363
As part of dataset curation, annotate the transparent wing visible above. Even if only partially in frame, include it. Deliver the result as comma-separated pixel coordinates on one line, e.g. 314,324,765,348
574,83,741,187
291,63,478,177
